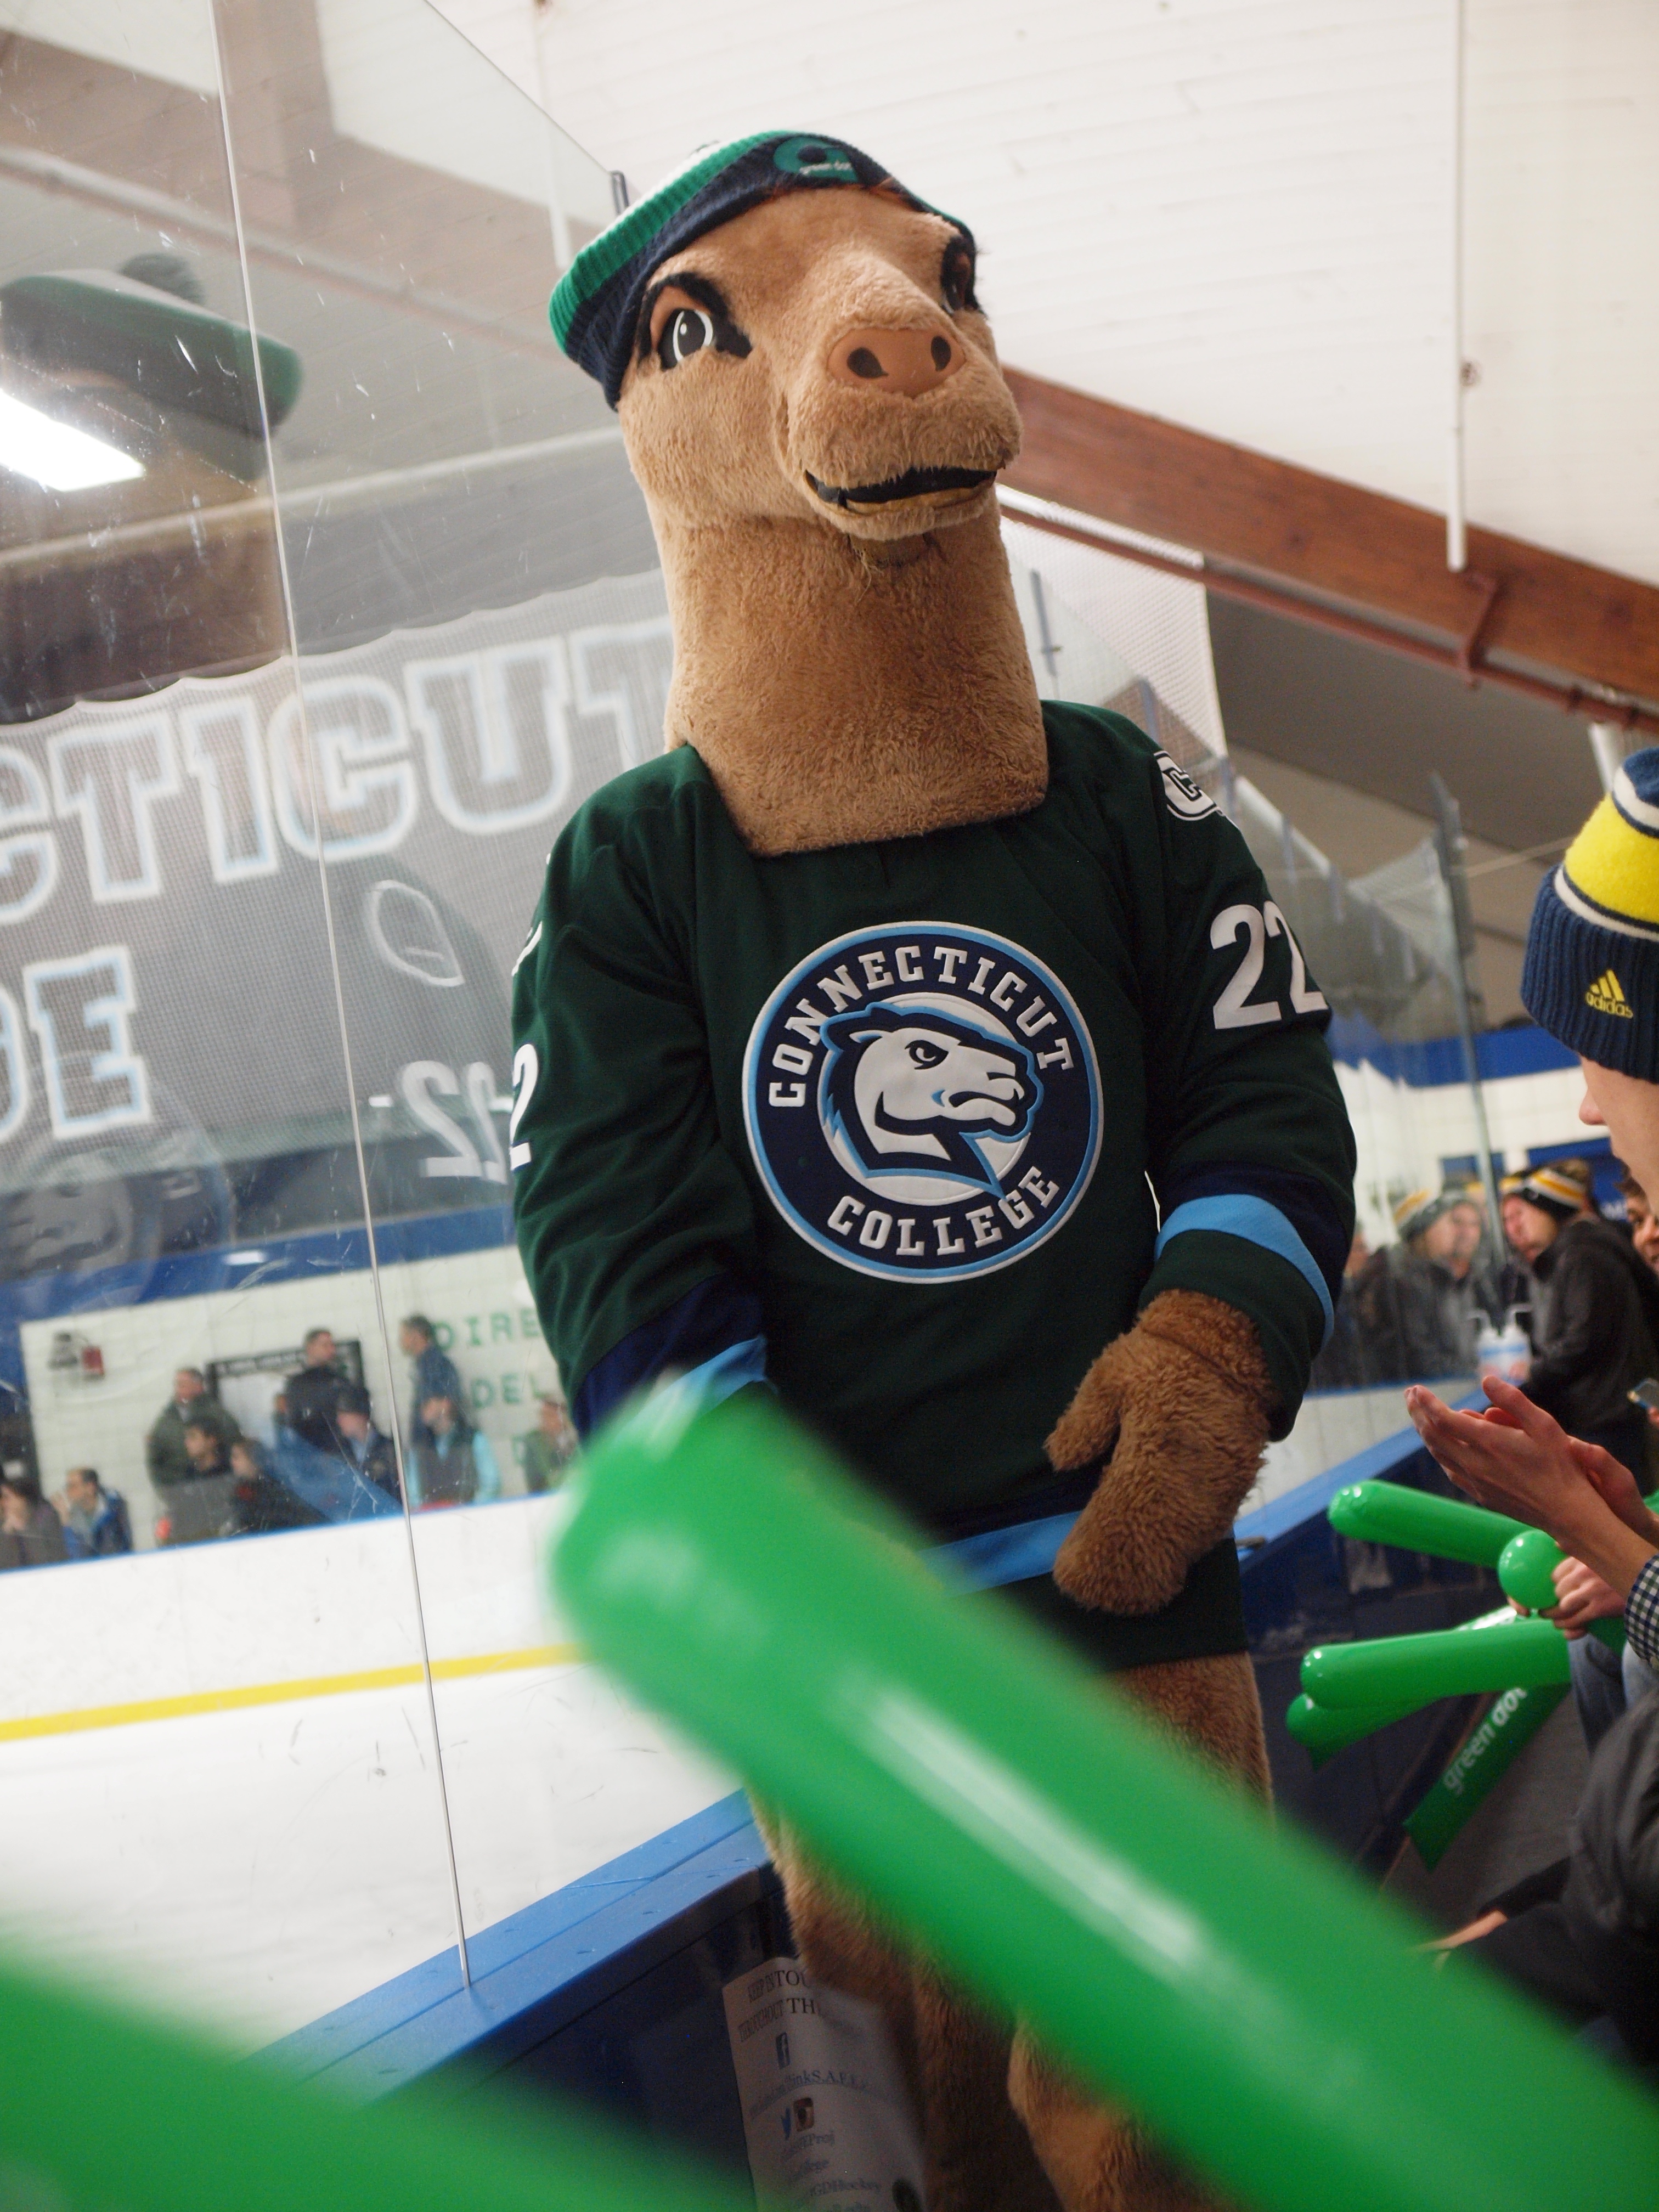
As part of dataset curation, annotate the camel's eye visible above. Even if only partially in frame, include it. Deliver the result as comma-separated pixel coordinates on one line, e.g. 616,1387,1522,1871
659,306,713,370
641,280,752,374
906,1039,947,1068
941,240,978,315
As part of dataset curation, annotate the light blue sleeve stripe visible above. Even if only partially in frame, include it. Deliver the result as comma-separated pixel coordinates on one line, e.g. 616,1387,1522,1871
929,1512,1080,1591
676,1334,771,1409
1154,1195,1334,1341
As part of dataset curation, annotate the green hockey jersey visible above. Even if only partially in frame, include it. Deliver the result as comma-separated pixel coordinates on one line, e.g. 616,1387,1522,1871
511,704,1355,1644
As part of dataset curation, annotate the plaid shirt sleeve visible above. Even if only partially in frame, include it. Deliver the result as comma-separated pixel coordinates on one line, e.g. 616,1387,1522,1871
1624,1551,1659,1672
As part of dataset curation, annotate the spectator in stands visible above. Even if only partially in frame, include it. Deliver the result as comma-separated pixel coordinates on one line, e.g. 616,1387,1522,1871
157,1418,239,1546
335,1385,400,1502
1431,1688,1659,2069
1408,744,1659,1711
1621,1172,1659,1274
0,1471,67,1568
145,1366,238,1497
520,1393,579,1492
283,1329,351,1455
1496,1170,1542,1348
1346,1185,1492,1383
410,1393,500,1510
57,1466,132,1558
1308,1229,1373,1389
398,1316,462,1453
1542,1169,1659,1747
228,1436,318,1535
1553,1547,1658,1753
1505,1159,1659,1476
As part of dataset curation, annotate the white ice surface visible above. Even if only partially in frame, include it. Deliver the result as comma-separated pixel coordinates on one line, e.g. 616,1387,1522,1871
0,1500,732,2053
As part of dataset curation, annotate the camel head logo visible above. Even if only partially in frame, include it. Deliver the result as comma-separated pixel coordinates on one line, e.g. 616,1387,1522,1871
819,1000,1040,1193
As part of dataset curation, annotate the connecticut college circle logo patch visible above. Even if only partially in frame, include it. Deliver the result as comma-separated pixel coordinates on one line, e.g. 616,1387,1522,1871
743,923,1101,1282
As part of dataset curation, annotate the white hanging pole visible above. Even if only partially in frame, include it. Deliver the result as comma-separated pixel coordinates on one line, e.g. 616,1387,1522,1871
1447,0,1468,573
1589,723,1629,795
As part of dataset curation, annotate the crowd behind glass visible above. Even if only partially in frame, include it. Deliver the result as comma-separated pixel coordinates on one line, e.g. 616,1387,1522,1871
0,1313,579,1565
7,1154,1657,1568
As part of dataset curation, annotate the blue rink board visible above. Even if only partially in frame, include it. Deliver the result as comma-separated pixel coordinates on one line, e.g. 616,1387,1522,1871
272,1401,1492,2124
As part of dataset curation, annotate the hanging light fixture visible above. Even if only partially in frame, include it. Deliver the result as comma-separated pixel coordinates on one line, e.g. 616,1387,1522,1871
0,387,143,492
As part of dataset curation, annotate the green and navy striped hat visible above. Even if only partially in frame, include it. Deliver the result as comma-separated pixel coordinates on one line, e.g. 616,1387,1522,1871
1523,746,1659,1077
551,131,967,407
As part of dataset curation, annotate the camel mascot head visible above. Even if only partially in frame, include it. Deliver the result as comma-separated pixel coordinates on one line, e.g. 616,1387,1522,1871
551,132,1047,853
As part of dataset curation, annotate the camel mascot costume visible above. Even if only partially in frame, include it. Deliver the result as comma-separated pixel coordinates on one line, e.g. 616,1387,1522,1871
512,133,1355,2212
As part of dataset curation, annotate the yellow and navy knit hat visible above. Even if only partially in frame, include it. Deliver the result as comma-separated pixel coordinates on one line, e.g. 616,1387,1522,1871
550,132,968,408
1511,1159,1593,1221
1523,747,1659,1078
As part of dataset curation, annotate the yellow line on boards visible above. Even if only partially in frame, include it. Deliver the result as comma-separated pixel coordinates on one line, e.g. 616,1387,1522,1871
0,1643,586,1745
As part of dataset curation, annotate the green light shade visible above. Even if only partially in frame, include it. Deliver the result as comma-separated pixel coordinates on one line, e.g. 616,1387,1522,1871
1,272,302,436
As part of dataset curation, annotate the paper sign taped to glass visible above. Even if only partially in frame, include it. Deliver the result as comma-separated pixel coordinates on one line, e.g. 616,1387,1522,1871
723,1956,927,2211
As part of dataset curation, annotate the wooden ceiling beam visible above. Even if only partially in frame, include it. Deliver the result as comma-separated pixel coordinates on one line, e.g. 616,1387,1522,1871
1002,369,1659,712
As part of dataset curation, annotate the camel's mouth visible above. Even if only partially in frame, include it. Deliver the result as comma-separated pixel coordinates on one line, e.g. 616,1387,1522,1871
804,464,996,515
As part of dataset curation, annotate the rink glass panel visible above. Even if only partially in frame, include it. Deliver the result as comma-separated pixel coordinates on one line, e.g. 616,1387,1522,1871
0,0,1514,2033
210,0,729,1953
0,0,460,2041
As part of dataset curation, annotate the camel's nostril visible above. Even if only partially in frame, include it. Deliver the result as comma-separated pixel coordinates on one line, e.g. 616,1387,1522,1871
829,324,964,396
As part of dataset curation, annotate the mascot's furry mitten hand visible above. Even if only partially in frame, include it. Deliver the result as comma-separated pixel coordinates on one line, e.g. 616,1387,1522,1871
1046,1290,1273,1616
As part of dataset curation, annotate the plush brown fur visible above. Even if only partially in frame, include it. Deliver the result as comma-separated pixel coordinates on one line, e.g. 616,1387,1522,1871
617,190,1046,854
1048,1291,1275,1617
620,182,1280,2212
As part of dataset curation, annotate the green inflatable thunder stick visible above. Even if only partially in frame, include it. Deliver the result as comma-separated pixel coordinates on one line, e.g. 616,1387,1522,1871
553,1386,1659,2212
0,1958,750,2212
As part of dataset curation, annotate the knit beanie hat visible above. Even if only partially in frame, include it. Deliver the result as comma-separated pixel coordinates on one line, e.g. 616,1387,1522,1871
1392,1186,1462,1243
1512,1159,1594,1221
550,132,968,407
1522,748,1659,1077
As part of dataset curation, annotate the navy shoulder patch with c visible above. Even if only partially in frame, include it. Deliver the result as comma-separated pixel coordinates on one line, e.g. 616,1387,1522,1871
742,923,1100,1282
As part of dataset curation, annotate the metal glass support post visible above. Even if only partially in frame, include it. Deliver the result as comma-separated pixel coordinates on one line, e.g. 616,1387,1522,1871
1589,721,1630,794
1446,0,1467,573
1430,774,1502,1234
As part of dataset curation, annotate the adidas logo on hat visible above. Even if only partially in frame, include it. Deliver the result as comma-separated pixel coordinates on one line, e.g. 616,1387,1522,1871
1585,968,1635,1018
1523,747,1659,1080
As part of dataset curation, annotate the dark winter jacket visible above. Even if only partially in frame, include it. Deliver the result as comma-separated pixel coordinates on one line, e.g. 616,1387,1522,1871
146,1393,239,1489
1340,1245,1489,1385
1523,1215,1659,1435
343,1426,402,1503
1474,1689,1659,2059
0,1499,67,1570
408,1340,464,1449
283,1362,351,1455
413,1421,501,1508
414,1427,479,1506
